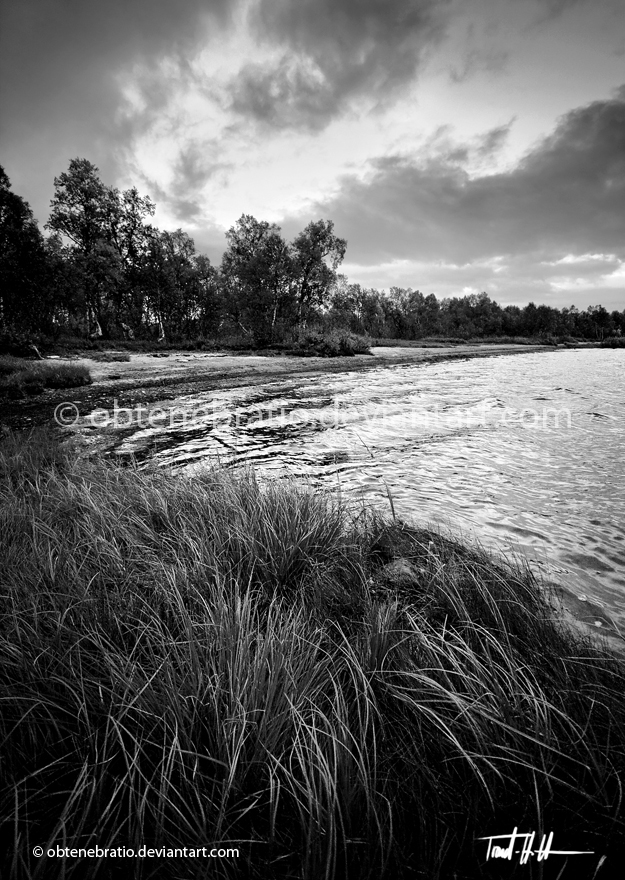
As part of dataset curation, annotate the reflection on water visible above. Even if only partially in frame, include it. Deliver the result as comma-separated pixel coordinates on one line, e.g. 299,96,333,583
99,349,625,629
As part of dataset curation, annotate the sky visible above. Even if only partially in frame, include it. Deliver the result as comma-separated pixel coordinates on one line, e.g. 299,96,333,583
1,0,624,310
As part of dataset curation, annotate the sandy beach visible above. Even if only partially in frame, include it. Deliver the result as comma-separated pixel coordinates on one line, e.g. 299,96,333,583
1,342,557,430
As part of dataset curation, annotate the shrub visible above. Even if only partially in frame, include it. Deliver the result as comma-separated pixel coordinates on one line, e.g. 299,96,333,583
0,328,42,357
600,337,625,348
296,329,372,357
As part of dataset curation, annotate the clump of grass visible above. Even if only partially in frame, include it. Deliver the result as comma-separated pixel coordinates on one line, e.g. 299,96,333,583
1,429,624,879
0,355,29,377
0,358,91,399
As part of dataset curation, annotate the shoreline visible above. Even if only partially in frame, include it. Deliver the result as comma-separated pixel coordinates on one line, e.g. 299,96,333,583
1,342,561,430
4,340,621,646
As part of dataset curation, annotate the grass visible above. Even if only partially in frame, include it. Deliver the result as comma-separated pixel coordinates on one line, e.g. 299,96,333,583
0,356,91,399
1,428,624,879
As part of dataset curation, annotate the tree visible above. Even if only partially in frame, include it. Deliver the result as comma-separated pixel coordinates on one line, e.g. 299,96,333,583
46,159,118,256
46,159,122,335
46,159,162,338
108,186,156,328
142,229,199,339
585,304,613,340
0,166,49,332
289,220,346,328
221,215,292,344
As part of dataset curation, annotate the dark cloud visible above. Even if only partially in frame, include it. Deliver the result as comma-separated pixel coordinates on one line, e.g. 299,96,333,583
165,141,231,223
286,90,625,265
0,0,232,220
416,120,514,167
0,0,232,130
230,0,452,130
476,120,514,158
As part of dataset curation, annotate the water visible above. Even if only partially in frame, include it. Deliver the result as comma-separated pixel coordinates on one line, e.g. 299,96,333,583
103,349,625,632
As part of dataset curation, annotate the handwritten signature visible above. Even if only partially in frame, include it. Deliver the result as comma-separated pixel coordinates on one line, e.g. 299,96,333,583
478,828,594,864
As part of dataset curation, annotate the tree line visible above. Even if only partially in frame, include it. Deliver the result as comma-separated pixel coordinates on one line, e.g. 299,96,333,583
1,159,623,347
328,284,624,341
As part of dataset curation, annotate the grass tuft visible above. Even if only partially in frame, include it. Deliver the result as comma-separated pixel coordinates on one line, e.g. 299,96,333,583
1,429,624,878
0,357,92,399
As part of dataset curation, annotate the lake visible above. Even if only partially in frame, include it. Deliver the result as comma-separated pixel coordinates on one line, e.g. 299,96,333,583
107,348,625,633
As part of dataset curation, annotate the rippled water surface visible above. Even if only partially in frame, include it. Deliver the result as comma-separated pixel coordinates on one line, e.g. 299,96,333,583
108,349,625,629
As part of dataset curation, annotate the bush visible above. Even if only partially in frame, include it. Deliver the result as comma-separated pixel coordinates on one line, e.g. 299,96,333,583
0,328,43,357
296,329,372,357
600,337,625,348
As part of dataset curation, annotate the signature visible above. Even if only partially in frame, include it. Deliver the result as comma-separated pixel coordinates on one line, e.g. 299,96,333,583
478,828,594,864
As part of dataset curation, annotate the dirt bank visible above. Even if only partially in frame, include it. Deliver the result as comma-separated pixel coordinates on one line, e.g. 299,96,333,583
1,343,557,430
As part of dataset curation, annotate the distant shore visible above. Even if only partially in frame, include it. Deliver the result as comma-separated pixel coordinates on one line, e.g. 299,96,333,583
1,341,565,430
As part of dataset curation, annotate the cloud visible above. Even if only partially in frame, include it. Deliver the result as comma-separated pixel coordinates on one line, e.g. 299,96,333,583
476,121,514,158
339,250,625,310
0,0,233,219
447,18,509,85
286,89,625,266
530,0,589,25
0,0,232,134
162,141,232,223
277,88,625,307
229,0,452,130
448,45,509,83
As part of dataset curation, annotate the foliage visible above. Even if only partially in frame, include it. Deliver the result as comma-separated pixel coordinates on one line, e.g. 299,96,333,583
0,168,51,332
600,337,625,348
1,430,624,878
0,328,42,357
4,158,625,349
290,219,346,327
219,216,345,346
296,329,372,356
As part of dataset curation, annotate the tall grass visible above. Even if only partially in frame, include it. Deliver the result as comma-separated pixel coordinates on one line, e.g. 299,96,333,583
0,357,91,398
1,429,624,879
